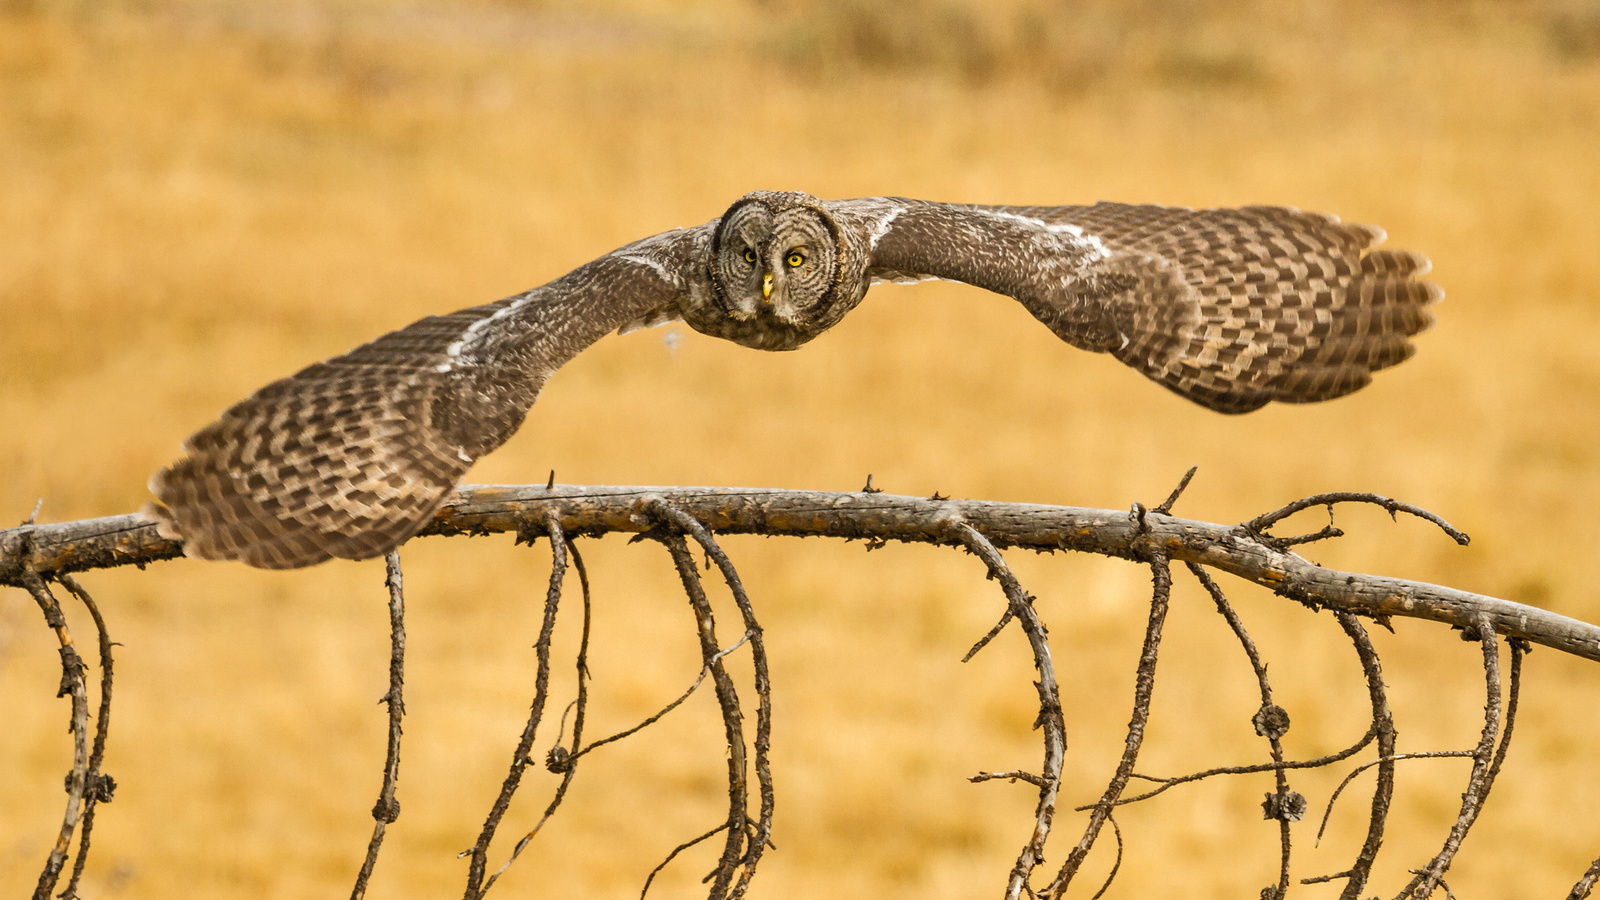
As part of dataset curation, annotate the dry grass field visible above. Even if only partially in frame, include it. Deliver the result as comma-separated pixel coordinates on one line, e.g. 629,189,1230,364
4,0,1600,896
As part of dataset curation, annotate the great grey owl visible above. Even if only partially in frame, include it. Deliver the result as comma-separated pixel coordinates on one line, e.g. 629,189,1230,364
146,190,1440,569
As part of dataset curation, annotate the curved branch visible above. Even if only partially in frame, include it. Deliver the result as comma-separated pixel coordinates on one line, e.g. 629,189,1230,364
4,485,1598,662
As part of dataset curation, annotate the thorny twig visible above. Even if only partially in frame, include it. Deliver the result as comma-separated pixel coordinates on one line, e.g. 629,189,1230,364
1186,564,1295,899
352,551,407,900
648,499,775,898
14,484,1600,899
656,530,751,900
1396,615,1507,899
56,575,114,900
1047,550,1173,898
479,540,595,893
463,514,570,899
1241,492,1469,546
953,523,1066,900
22,570,89,900
1570,853,1600,900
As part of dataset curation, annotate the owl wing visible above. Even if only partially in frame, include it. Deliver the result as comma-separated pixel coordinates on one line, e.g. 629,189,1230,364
146,225,711,569
832,198,1440,413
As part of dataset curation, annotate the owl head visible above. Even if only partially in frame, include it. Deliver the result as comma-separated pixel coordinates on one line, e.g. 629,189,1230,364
685,190,869,351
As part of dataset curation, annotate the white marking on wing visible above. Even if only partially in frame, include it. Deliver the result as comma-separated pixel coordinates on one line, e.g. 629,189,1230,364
974,209,1113,261
615,252,676,284
869,272,956,286
454,293,534,363
867,205,905,251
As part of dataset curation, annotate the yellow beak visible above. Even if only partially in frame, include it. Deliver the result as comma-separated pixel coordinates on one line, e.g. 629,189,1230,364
761,272,774,301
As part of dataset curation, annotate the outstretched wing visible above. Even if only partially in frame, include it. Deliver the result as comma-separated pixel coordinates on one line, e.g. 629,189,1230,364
836,198,1440,413
146,226,711,569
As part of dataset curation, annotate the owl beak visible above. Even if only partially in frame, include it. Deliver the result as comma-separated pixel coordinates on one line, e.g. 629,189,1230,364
761,272,774,302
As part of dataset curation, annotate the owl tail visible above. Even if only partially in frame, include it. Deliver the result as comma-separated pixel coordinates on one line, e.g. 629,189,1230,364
1091,206,1442,414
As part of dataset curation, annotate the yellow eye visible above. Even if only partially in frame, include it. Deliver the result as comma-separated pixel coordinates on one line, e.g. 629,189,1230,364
786,252,805,268
743,249,756,265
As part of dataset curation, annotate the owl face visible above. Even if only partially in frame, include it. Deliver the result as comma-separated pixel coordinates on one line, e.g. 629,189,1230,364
692,192,857,351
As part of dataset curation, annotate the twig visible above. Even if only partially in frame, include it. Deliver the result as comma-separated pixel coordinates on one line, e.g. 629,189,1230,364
11,486,1599,661
1327,612,1397,900
1568,852,1600,900
1396,614,1504,899
656,529,749,900
1101,731,1377,809
463,514,569,899
1241,492,1469,546
573,632,751,760
954,523,1065,900
1153,466,1198,515
352,551,407,900
641,822,731,900
478,540,596,893
56,576,115,900
1185,564,1293,898
1047,550,1173,897
1313,752,1473,845
962,605,1016,662
970,770,1047,788
1089,814,1123,900
21,570,89,900
647,500,774,898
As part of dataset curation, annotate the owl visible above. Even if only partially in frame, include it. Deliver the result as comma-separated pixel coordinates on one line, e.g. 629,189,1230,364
145,191,1440,569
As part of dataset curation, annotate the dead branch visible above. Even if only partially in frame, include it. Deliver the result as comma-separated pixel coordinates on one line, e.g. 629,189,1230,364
463,514,569,899
56,575,114,900
351,551,407,900
1048,550,1173,897
952,523,1065,900
6,485,1598,662
8,481,1600,899
656,530,751,899
21,570,90,900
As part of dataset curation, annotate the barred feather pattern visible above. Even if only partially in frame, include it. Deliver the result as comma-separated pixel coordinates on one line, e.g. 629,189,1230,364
146,303,510,568
146,233,705,569
147,192,1438,569
985,202,1440,413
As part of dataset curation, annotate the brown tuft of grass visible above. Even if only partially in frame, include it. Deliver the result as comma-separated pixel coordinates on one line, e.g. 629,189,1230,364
3,1,1600,897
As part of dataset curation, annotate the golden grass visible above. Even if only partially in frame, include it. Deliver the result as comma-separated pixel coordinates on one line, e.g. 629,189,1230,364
3,0,1600,896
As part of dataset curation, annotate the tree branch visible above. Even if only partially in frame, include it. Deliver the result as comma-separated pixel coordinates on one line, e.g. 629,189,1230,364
6,485,1596,662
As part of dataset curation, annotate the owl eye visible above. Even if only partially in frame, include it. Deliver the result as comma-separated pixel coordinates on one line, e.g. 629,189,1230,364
742,249,757,265
786,252,805,268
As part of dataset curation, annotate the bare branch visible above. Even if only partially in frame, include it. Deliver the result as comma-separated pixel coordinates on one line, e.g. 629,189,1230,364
479,540,596,893
463,514,569,899
1241,492,1469,546
656,529,748,900
953,523,1065,900
1185,564,1293,898
1396,615,1505,899
1569,853,1600,900
21,570,90,900
646,500,774,897
351,551,407,900
1329,612,1396,900
8,486,1592,661
56,575,115,900
1048,550,1173,897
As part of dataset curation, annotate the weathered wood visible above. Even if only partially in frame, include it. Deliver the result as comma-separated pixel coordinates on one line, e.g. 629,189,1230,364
3,484,1598,662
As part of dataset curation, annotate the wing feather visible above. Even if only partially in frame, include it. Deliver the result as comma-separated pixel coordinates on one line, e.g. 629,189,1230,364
147,227,709,568
835,198,1440,413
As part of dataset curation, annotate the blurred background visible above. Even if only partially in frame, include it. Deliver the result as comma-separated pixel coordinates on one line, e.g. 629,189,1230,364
3,0,1599,896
